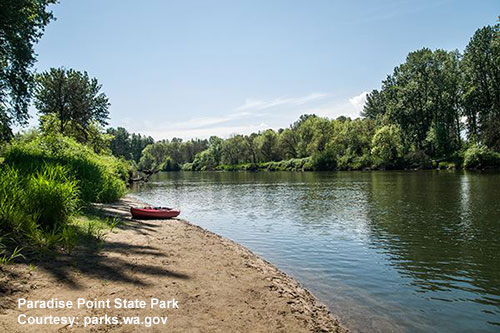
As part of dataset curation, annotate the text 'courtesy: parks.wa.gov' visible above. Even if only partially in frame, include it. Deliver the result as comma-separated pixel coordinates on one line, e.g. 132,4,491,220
16,297,180,328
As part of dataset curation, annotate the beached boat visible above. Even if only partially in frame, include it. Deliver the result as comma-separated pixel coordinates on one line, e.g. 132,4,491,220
130,206,181,219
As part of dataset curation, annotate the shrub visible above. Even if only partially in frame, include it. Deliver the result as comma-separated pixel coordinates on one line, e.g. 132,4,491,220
182,162,194,171
404,150,432,169
0,164,79,235
3,134,127,203
311,149,337,170
463,144,500,169
438,161,456,170
371,125,404,168
0,166,35,236
161,157,181,171
25,165,79,230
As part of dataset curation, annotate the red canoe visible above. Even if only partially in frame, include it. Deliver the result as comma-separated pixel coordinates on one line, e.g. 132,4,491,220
130,206,180,219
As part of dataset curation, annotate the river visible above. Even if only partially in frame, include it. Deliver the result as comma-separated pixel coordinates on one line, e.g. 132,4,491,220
130,171,500,332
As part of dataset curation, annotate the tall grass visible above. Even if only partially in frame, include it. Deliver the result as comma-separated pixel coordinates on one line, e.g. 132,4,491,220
0,164,79,250
25,165,79,230
3,134,127,203
0,166,37,237
0,133,129,257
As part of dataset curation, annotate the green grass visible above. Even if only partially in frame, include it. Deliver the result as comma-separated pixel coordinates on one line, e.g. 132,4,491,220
3,133,128,203
0,133,129,260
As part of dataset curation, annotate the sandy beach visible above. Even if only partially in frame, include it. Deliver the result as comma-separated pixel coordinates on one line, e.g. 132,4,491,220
0,196,347,332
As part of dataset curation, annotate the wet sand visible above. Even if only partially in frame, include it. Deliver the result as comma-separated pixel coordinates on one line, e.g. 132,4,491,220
0,196,347,332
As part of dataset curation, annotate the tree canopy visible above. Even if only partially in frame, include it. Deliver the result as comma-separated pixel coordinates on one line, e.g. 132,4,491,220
34,67,110,140
0,0,56,140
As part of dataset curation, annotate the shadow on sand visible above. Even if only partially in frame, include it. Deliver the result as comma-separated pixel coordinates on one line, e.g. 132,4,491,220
35,199,190,290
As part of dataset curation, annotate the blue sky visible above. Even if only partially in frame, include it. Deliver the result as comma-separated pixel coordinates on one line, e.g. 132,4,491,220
29,0,499,140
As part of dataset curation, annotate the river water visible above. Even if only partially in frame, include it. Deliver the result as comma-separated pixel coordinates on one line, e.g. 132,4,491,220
130,171,500,332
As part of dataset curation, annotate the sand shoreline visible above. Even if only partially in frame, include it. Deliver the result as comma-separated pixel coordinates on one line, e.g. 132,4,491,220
0,196,348,332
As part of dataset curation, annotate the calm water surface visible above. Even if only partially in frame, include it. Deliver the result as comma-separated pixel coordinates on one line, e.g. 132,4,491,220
131,171,500,332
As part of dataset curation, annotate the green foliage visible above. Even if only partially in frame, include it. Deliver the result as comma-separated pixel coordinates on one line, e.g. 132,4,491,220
107,127,154,162
0,164,78,253
181,162,194,171
0,0,56,139
0,246,24,266
327,118,374,170
40,114,113,154
310,150,337,171
371,125,404,168
463,144,500,169
254,130,279,162
138,138,208,171
60,226,78,254
25,164,79,230
161,157,181,171
0,166,37,236
34,67,110,140
462,25,500,150
370,48,463,156
403,151,432,170
3,133,127,203
205,157,312,172
135,23,500,171
438,161,456,170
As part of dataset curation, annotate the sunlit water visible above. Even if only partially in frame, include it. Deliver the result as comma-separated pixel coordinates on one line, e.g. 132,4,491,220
130,171,500,332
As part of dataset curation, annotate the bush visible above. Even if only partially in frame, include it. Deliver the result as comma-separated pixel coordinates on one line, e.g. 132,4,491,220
463,144,500,169
371,125,404,168
438,161,456,170
0,133,129,254
311,150,337,170
25,165,79,230
404,150,432,169
161,157,180,171
3,134,127,203
0,165,79,253
182,162,194,171
0,166,36,236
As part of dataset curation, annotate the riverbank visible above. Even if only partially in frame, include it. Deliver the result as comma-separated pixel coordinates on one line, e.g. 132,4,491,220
0,196,347,332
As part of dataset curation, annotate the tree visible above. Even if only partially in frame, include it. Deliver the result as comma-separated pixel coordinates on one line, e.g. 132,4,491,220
130,133,154,162
39,113,113,154
371,125,404,168
254,129,279,162
328,118,374,169
139,143,168,171
362,89,385,120
462,25,500,150
369,48,463,157
278,128,298,159
34,68,110,140
221,135,247,164
108,127,131,159
0,0,56,139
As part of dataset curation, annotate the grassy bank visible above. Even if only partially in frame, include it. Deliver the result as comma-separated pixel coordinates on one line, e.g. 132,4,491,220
0,133,129,261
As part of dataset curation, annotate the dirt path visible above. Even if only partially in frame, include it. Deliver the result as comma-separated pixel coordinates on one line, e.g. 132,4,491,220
0,196,347,332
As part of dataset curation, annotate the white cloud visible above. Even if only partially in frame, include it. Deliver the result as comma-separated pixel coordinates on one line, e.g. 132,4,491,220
348,91,369,111
119,92,371,140
158,110,261,131
137,123,270,140
235,92,327,111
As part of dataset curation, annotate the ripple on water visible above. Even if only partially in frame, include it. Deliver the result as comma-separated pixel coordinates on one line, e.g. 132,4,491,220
131,171,500,332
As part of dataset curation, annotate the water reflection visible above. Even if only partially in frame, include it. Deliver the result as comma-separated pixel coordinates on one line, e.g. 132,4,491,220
131,171,500,332
364,171,500,329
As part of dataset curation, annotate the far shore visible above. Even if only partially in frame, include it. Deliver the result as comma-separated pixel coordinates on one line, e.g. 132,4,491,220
0,196,347,332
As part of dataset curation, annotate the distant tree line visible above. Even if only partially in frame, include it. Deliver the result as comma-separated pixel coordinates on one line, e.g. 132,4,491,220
106,127,154,163
2,7,498,173
116,22,499,172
